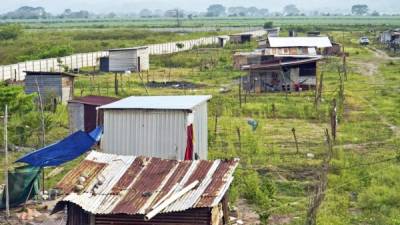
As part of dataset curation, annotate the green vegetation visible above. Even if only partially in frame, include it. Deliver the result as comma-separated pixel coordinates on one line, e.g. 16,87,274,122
0,19,399,224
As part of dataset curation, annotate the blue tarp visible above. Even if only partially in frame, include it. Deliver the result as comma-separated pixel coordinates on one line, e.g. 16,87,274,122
16,127,102,167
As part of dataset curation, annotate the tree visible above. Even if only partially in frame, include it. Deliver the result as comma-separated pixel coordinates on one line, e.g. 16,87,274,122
206,4,226,17
371,10,380,16
352,4,369,15
139,9,152,18
263,21,273,29
283,4,300,16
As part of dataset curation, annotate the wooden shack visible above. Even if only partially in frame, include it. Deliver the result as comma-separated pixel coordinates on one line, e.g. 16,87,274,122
68,96,119,133
108,46,149,72
229,34,252,44
24,71,76,104
53,151,239,225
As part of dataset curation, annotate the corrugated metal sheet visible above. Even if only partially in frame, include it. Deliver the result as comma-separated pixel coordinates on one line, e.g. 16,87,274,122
69,96,119,106
268,37,332,48
109,47,149,72
55,151,239,217
68,102,85,132
101,109,188,159
98,95,212,110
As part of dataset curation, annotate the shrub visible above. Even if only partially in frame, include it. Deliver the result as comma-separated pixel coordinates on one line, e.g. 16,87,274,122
0,24,23,40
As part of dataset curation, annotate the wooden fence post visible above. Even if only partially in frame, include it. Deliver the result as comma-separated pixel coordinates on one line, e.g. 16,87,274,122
292,128,299,154
236,127,241,152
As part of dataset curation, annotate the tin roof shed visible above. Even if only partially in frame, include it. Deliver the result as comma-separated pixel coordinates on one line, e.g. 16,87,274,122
53,151,239,225
99,95,212,160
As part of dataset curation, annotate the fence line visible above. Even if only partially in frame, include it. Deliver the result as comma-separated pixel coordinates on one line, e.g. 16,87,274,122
0,29,267,81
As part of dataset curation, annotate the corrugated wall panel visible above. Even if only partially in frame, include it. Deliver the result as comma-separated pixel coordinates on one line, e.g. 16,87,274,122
68,102,85,133
109,50,137,72
101,110,188,160
193,102,208,160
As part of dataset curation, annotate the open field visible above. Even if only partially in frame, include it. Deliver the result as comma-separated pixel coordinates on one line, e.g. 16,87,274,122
4,16,400,30
0,19,399,224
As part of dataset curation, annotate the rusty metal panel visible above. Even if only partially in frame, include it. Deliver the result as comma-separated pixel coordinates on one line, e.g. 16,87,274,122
55,151,239,217
112,158,177,214
57,160,106,194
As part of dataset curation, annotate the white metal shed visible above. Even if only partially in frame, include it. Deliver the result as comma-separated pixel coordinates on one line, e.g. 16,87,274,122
98,95,212,160
108,46,149,72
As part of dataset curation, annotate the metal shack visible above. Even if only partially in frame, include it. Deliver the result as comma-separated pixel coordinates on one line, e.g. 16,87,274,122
53,151,239,225
24,71,76,104
68,96,119,133
242,57,321,92
108,46,149,72
98,95,212,160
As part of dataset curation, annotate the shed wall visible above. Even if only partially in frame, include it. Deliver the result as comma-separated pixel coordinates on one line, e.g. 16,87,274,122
192,102,208,159
101,109,188,160
25,75,62,101
94,208,211,225
109,48,149,72
109,50,138,72
68,102,85,133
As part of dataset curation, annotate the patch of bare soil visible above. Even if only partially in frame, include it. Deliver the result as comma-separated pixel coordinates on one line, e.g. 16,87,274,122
235,198,261,225
267,214,294,225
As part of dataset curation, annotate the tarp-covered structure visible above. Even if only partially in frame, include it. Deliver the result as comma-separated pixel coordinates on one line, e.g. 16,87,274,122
0,166,41,209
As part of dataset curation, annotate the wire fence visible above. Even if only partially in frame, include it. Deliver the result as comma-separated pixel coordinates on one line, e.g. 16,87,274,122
0,29,267,82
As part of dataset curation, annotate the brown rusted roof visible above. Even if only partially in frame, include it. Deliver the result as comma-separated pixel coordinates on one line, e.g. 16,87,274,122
54,151,239,217
68,95,119,106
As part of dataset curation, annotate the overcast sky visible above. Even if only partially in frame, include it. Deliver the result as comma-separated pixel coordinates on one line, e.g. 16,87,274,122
1,0,399,14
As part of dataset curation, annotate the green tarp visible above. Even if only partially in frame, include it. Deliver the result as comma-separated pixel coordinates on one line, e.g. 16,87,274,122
0,166,41,209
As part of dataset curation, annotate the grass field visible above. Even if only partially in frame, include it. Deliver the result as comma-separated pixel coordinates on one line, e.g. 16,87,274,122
6,16,400,29
0,20,399,224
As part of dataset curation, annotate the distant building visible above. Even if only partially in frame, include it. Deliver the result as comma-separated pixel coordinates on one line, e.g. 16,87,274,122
234,47,318,70
229,34,252,44
68,96,119,133
108,47,149,72
379,29,400,45
53,151,239,225
98,95,212,160
307,31,321,37
24,71,76,104
265,27,280,37
217,35,229,47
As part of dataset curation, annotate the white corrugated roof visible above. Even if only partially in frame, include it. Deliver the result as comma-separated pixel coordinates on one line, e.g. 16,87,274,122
98,95,212,110
268,37,332,48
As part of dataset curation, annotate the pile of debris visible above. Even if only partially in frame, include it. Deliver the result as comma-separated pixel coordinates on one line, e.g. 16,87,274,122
146,81,206,89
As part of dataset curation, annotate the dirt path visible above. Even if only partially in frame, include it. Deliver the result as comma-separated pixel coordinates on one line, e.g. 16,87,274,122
236,199,261,225
350,47,400,137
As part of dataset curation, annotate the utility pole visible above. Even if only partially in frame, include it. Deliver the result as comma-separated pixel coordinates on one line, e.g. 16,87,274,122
4,105,10,217
176,9,181,27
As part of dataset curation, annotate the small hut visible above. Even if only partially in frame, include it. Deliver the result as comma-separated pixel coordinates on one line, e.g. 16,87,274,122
108,46,149,72
68,96,119,133
53,151,239,225
98,95,212,160
24,71,76,104
217,36,229,47
229,34,252,44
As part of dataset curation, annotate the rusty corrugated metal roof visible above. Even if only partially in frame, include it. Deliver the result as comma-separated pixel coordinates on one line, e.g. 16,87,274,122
54,151,239,217
68,95,119,106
